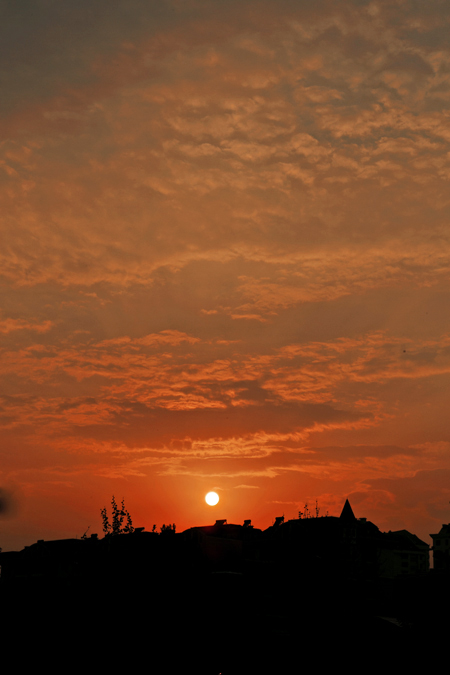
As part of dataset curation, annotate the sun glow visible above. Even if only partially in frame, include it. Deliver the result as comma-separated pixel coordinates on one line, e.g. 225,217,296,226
205,491,219,506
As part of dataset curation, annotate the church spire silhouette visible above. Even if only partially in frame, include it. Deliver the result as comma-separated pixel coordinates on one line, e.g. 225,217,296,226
340,498,356,521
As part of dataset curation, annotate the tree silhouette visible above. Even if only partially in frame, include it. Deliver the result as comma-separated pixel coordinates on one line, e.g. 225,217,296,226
101,496,134,536
299,500,322,519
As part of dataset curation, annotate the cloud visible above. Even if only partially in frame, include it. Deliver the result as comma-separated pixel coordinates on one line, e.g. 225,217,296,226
2,0,450,548
0,318,53,334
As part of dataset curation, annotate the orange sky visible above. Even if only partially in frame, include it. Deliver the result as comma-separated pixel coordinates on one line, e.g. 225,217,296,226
1,0,450,550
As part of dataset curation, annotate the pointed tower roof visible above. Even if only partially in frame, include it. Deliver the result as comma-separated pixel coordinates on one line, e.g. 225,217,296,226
340,499,356,521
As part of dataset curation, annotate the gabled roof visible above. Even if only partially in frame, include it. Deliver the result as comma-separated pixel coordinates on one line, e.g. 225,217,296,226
383,529,429,551
430,523,450,539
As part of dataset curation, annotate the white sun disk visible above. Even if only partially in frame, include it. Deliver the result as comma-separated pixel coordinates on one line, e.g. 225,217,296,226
205,491,219,506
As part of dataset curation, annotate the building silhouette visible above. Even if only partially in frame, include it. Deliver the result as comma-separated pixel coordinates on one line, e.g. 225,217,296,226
0,500,430,584
1,500,445,672
430,522,450,571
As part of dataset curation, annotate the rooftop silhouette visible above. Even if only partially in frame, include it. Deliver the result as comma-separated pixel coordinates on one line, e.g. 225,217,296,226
1,500,448,673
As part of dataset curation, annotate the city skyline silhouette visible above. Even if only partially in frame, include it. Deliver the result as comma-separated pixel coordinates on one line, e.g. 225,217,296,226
2,497,448,672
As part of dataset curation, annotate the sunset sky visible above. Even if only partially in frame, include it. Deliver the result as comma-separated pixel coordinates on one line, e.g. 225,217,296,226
2,0,450,551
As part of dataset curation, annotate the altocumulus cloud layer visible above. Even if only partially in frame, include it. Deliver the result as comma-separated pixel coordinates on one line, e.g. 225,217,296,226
1,0,450,548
